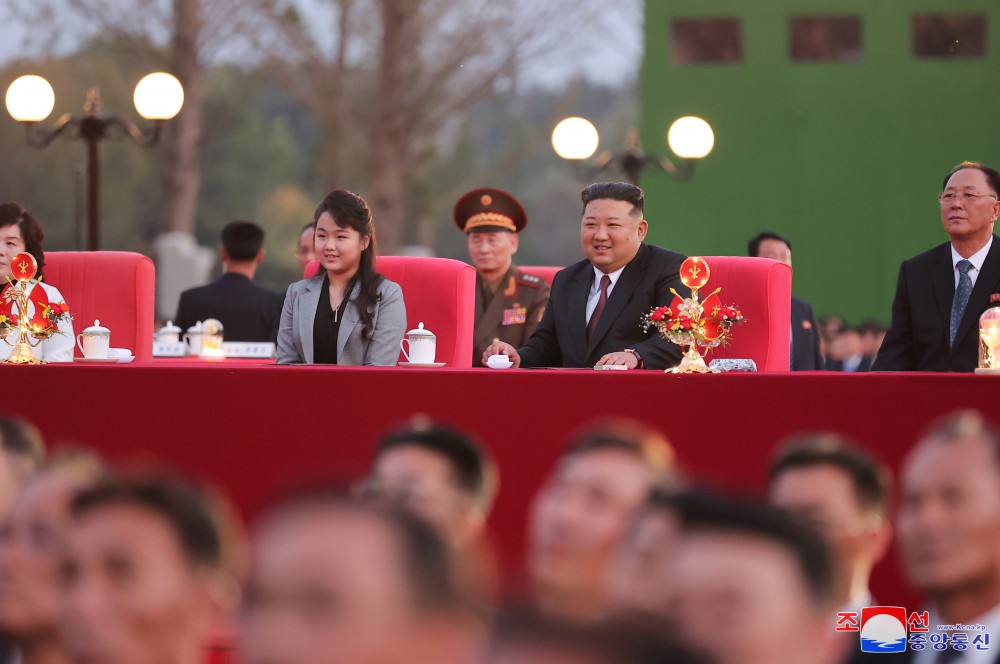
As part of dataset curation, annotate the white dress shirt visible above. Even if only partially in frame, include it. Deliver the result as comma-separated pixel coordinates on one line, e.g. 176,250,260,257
913,602,1000,664
952,236,993,290
0,281,75,363
586,266,625,324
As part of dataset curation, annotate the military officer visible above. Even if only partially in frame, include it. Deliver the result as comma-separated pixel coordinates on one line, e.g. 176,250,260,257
454,188,550,366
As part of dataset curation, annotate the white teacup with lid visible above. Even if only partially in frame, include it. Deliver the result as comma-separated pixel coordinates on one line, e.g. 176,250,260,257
157,321,182,344
184,322,204,356
399,322,436,365
76,320,110,359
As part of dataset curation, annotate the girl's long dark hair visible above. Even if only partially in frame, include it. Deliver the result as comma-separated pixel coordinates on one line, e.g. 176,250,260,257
314,190,385,340
0,203,46,279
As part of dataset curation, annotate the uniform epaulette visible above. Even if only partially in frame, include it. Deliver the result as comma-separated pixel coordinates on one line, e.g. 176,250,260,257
517,272,543,289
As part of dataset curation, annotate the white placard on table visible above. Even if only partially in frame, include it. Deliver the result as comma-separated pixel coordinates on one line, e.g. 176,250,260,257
222,342,276,359
153,341,187,357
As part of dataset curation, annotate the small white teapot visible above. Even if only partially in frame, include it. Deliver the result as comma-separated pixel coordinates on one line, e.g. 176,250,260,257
76,320,111,359
399,322,437,365
157,320,182,344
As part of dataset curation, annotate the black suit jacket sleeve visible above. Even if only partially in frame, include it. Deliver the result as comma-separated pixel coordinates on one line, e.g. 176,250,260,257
517,276,564,368
175,293,194,335
791,297,825,370
872,262,915,371
268,290,284,343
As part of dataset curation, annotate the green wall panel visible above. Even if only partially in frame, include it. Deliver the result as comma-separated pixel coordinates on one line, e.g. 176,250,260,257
640,0,1000,321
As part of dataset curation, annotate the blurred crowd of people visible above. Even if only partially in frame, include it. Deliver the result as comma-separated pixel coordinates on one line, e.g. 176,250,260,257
819,317,887,373
0,408,998,664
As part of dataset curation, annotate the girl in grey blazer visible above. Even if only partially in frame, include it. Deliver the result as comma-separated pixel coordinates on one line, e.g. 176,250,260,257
277,190,406,365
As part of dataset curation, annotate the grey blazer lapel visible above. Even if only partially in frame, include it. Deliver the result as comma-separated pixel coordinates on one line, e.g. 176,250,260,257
298,276,323,363
337,282,363,362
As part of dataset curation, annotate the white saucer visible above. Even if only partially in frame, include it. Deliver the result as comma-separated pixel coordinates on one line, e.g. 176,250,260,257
397,361,446,368
487,363,513,370
115,356,135,364
74,357,119,364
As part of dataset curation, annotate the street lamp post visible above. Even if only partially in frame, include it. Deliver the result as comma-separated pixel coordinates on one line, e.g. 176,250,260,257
551,115,716,185
5,73,184,251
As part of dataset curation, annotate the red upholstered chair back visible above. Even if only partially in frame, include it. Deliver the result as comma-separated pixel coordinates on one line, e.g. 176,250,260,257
44,252,156,361
519,265,562,286
303,256,476,367
700,256,791,372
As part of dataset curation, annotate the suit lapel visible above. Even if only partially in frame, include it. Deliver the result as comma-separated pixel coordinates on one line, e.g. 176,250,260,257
337,282,363,361
567,266,592,361
929,244,955,343
298,276,323,364
587,245,649,353
952,235,1000,354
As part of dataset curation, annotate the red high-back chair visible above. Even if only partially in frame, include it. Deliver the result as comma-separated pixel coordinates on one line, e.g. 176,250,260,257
304,256,476,367
700,256,791,371
44,252,156,361
519,265,562,286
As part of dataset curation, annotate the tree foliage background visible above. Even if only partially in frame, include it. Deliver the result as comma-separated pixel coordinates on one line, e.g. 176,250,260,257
0,0,639,292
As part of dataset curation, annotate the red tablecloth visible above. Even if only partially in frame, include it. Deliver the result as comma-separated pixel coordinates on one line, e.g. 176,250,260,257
12,364,998,605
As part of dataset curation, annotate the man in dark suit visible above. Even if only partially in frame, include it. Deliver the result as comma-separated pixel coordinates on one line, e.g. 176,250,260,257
874,161,1000,372
483,182,688,370
175,221,284,342
748,231,825,370
454,188,550,367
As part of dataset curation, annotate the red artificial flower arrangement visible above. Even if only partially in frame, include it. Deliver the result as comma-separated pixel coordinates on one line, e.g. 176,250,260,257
0,282,71,340
642,290,745,349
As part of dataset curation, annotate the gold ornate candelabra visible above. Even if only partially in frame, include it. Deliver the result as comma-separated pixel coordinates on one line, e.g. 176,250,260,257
1,253,69,365
642,257,745,374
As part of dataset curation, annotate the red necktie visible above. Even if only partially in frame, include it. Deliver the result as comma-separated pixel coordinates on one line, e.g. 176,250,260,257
587,274,611,344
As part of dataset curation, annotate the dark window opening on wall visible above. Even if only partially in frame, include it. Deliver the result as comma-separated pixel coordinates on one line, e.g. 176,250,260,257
671,18,743,65
913,14,987,58
790,16,862,62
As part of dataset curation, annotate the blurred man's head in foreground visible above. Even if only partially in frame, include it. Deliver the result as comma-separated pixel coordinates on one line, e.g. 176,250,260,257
242,485,484,664
608,487,682,618
667,491,837,664
59,475,229,664
368,419,498,549
0,451,106,659
0,416,45,519
898,410,1000,615
769,433,892,610
528,418,677,621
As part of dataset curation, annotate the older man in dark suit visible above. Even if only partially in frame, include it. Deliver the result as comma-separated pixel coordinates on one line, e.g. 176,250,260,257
483,182,688,370
874,162,1000,372
175,221,285,343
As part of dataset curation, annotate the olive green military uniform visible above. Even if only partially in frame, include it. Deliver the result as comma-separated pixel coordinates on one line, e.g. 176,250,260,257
473,265,550,366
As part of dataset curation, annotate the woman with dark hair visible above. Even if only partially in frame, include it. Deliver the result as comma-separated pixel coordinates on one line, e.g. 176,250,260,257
277,190,406,365
0,204,74,362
